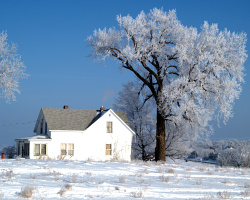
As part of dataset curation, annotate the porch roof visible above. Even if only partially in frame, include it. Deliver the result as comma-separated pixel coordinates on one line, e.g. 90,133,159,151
15,135,51,141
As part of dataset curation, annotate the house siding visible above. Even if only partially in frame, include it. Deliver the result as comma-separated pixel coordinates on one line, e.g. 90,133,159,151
47,110,132,161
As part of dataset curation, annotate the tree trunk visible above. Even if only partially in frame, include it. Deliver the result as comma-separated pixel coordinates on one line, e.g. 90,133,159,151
155,110,166,161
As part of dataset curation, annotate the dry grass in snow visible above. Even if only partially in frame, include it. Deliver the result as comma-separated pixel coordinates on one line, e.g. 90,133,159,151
0,158,249,199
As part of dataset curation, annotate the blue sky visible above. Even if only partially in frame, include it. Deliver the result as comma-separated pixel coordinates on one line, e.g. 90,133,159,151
0,0,249,148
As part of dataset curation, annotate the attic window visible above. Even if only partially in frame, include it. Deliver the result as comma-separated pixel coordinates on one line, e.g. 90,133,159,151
107,122,113,133
45,122,47,134
40,118,43,134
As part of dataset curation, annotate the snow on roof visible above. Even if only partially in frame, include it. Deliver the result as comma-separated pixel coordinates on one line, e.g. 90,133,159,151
15,135,51,141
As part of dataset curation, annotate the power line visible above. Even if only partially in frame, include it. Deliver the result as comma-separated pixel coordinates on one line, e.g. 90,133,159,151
0,121,36,127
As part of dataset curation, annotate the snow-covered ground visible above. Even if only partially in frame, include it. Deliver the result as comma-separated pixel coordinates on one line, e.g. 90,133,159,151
0,158,249,199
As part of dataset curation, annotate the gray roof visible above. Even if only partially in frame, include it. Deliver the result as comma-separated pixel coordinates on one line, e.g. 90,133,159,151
34,108,130,131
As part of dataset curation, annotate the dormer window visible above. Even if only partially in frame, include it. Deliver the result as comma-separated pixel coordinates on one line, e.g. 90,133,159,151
40,118,43,134
107,122,113,133
45,122,47,134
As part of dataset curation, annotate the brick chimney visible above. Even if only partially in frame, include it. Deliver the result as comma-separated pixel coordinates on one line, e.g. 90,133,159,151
63,105,69,109
100,106,105,112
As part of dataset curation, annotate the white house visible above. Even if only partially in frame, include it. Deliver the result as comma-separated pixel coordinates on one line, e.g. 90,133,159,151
15,106,134,161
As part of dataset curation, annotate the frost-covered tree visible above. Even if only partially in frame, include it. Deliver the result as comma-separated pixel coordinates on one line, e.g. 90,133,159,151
113,81,155,160
0,31,28,102
216,139,250,167
88,8,247,161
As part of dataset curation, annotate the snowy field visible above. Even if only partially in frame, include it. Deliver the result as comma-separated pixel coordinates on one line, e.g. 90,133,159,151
0,159,250,199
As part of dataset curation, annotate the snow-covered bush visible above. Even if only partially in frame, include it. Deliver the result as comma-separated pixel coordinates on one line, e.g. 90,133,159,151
1,145,16,158
189,139,250,166
217,146,250,168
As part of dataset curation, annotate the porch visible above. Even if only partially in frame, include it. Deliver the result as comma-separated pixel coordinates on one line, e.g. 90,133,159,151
15,135,51,159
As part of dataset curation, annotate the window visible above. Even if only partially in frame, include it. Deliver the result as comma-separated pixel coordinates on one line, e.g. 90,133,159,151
61,143,67,155
107,122,113,133
40,118,43,134
68,143,74,156
60,143,74,156
106,144,112,155
34,144,47,156
45,122,47,134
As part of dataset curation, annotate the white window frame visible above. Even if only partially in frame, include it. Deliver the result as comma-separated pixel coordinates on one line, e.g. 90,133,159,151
106,121,113,133
60,143,74,156
61,143,67,156
106,144,112,156
68,143,74,156
34,143,47,156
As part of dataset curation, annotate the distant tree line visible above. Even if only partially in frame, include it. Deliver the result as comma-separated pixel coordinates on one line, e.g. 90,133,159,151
190,139,250,167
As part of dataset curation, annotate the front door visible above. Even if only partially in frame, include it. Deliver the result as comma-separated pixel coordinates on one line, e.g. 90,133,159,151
19,143,24,157
23,143,30,157
17,142,30,158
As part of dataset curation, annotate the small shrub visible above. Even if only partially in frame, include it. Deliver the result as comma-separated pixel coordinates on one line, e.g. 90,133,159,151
49,170,61,176
184,174,191,179
19,186,35,198
59,184,72,197
207,170,214,175
217,191,233,199
1,145,16,158
244,183,250,188
156,161,164,166
2,169,15,181
196,179,203,186
5,169,14,178
207,152,218,160
144,161,153,167
59,187,67,197
241,171,247,176
57,155,65,160
30,173,37,179
159,175,170,183
86,194,94,199
119,176,127,184
223,179,233,185
188,151,198,158
129,191,143,198
135,172,144,178
86,172,92,176
215,168,221,172
241,189,250,198
186,168,192,172
71,174,78,183
201,193,216,200
198,167,206,172
64,184,72,191
0,190,4,200
167,169,175,174
139,179,151,186
115,186,120,190
15,156,21,162
157,167,166,173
